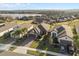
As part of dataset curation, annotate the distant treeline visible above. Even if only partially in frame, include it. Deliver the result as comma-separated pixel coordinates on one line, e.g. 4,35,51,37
0,10,79,16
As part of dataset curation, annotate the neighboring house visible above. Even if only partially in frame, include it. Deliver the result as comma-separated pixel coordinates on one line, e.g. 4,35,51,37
57,18,65,22
10,23,32,39
49,26,66,44
58,36,74,54
0,22,17,37
45,19,56,24
27,24,47,39
32,16,43,24
49,25,74,55
41,23,50,32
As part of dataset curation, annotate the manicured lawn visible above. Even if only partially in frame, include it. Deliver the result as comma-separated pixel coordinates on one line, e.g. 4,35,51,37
27,50,45,56
0,36,8,43
72,27,79,49
0,37,4,43
15,20,33,24
29,40,39,48
50,19,79,29
9,46,16,51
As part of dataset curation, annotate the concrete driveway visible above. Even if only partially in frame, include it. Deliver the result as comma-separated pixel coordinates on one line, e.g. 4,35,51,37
19,34,36,46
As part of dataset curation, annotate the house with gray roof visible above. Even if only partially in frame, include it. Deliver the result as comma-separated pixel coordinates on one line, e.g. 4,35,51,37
49,25,75,55
27,24,47,39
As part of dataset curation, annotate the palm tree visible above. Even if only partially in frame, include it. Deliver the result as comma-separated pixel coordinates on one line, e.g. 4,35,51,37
11,29,22,39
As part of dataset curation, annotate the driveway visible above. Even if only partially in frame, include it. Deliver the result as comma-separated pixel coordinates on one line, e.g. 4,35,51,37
19,34,36,46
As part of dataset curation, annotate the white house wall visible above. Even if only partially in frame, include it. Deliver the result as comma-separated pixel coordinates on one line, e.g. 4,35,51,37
0,28,13,37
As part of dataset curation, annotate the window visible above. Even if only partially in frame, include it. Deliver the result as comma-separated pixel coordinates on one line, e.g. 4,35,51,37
52,33,56,37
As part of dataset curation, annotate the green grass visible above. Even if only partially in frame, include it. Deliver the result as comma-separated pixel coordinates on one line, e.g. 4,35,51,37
9,46,16,51
0,31,11,43
48,47,60,52
15,20,33,24
27,50,45,56
72,27,79,49
30,40,39,48
0,36,6,43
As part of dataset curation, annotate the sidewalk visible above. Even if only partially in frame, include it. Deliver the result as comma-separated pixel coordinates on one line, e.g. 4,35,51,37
13,46,67,56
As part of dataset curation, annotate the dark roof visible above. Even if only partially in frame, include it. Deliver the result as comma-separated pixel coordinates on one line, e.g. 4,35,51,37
27,24,47,35
57,26,65,33
34,25,47,35
38,24,47,32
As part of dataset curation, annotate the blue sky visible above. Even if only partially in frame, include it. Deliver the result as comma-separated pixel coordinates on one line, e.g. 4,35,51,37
0,3,79,10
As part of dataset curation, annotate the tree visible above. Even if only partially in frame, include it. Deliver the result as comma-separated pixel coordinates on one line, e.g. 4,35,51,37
11,29,22,39
3,32,10,39
21,28,27,36
11,28,27,39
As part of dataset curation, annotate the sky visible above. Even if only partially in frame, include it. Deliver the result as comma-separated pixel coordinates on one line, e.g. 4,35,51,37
0,3,79,10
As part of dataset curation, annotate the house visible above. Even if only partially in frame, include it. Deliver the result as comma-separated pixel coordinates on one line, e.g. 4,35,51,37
49,25,75,55
41,23,50,32
0,22,17,37
27,24,47,39
10,23,32,39
32,16,43,24
57,18,65,22
58,36,74,54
